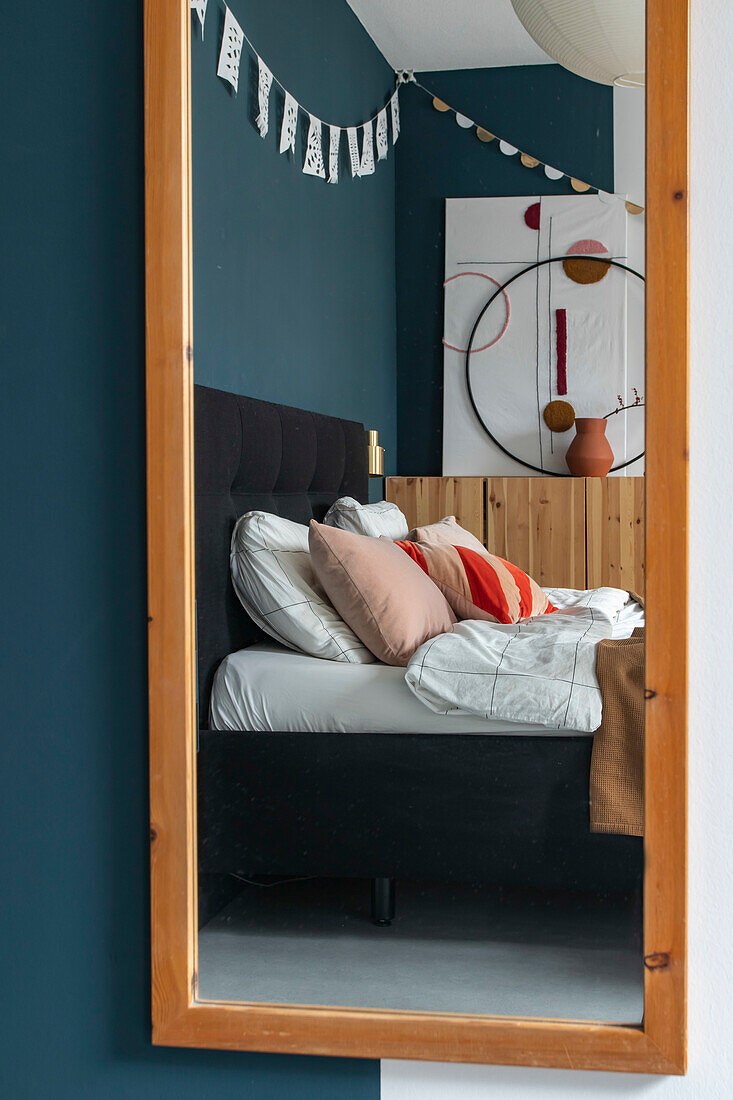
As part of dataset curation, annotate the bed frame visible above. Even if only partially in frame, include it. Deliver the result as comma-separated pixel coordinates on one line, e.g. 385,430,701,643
195,384,642,925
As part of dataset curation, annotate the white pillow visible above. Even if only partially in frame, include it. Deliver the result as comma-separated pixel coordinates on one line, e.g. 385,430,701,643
323,497,409,540
230,511,375,663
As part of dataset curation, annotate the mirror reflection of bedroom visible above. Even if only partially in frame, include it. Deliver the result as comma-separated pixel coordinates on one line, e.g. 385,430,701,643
192,0,646,1021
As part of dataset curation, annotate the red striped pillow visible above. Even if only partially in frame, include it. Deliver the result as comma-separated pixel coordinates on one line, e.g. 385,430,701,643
395,540,556,624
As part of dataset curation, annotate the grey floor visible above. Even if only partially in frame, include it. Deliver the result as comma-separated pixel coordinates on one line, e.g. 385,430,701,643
198,878,643,1022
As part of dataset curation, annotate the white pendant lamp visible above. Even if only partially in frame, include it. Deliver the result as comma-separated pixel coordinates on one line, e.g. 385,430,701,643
510,0,645,87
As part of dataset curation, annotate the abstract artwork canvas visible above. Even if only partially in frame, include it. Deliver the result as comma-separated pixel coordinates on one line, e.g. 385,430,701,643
442,196,644,476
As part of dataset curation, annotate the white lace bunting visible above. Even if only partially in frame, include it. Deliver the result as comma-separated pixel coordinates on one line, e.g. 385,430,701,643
256,57,273,138
280,92,298,154
303,116,326,178
204,11,400,185
190,0,208,37
390,89,400,143
328,126,341,184
360,120,375,176
376,108,388,161
216,6,244,93
347,126,360,178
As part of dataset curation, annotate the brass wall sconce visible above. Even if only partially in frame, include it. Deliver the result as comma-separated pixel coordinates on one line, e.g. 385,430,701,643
367,429,384,477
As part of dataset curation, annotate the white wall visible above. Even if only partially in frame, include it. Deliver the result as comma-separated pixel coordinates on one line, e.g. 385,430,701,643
614,83,646,476
382,2,733,1096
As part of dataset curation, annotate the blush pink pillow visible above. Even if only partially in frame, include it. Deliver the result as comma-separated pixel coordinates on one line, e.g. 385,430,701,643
308,521,456,666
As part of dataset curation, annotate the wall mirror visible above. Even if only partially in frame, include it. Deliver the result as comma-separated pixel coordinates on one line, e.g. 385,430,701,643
145,0,687,1072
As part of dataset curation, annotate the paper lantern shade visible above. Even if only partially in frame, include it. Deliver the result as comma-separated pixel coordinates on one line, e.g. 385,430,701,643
510,0,645,87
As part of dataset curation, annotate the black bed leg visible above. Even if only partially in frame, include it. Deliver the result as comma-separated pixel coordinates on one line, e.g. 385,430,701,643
371,877,395,926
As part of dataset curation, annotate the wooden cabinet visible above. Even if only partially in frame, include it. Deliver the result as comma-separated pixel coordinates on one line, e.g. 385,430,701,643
485,477,586,590
586,477,645,596
385,476,645,596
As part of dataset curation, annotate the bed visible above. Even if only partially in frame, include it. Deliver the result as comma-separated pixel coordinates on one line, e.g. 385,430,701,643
195,384,643,925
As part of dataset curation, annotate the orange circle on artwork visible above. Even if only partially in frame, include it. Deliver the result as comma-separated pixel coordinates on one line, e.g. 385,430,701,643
563,238,611,284
563,256,610,283
543,400,576,433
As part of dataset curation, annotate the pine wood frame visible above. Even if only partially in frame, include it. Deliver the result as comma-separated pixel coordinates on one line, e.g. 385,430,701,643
145,0,688,1072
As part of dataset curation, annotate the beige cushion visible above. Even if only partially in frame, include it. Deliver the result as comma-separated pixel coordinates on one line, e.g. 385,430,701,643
308,521,456,666
408,514,486,554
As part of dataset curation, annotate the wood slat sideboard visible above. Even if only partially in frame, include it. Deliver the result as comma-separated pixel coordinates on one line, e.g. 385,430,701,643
485,477,586,590
385,476,645,597
586,476,646,596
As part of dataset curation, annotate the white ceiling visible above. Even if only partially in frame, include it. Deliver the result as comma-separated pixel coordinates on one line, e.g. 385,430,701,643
346,0,553,72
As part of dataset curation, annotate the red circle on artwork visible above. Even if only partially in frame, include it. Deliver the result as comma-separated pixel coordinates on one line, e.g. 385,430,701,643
524,202,541,230
442,273,510,353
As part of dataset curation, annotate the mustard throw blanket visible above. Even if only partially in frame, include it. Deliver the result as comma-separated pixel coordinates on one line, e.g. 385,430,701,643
590,626,645,837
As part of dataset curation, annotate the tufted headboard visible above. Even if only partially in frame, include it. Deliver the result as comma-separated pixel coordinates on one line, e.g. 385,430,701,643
194,384,368,725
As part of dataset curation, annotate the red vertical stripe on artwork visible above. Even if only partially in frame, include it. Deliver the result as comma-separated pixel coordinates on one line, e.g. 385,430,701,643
556,308,567,395
395,540,429,574
453,546,512,623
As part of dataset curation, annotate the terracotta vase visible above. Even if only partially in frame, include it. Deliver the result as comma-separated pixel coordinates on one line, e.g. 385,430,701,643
565,417,614,477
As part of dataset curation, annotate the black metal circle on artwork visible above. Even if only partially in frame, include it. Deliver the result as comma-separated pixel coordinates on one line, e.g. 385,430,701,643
464,255,646,476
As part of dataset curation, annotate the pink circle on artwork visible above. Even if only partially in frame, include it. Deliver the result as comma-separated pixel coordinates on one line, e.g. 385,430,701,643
442,273,510,353
566,238,608,255
524,202,541,230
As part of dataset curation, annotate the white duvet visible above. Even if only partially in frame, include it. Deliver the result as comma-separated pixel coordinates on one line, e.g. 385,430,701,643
405,588,644,733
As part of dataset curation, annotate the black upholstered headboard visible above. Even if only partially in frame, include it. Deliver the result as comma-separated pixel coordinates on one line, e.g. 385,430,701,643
194,384,368,724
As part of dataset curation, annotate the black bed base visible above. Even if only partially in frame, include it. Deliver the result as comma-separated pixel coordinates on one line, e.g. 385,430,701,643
197,730,643,916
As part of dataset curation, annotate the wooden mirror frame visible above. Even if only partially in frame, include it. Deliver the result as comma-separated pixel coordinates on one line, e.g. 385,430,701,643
145,0,688,1072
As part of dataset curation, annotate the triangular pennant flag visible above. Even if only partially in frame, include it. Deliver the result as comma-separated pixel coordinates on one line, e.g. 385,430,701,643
216,6,244,93
376,108,389,161
360,120,375,176
328,126,341,184
303,116,326,178
390,90,400,143
191,0,208,38
280,92,298,154
346,127,360,177
256,57,273,138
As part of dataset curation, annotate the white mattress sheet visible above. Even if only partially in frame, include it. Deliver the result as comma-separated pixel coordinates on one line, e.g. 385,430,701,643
210,642,590,736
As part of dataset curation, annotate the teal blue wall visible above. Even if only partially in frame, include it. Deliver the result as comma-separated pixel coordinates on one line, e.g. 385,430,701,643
0,1,378,1096
395,66,614,474
192,0,397,474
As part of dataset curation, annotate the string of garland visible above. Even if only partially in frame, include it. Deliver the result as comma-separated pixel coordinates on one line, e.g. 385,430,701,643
398,70,645,214
191,0,400,183
189,3,643,209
